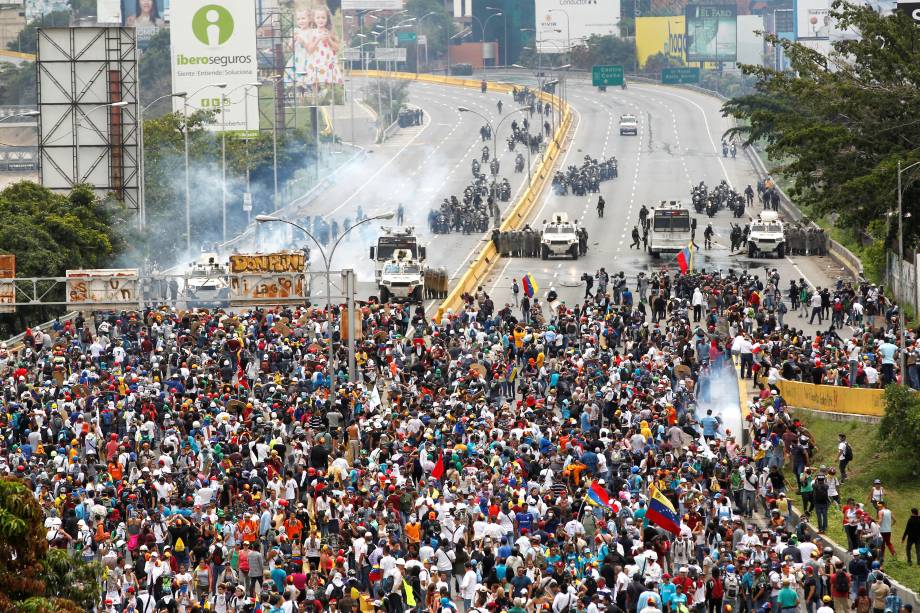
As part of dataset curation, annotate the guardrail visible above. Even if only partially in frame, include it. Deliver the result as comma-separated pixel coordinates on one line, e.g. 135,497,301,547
3,311,79,349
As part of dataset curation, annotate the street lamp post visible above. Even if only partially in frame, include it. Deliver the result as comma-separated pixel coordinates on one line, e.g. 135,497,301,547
548,8,571,64
264,75,282,211
75,101,128,187
256,211,396,398
415,12,438,75
220,81,262,241
896,159,920,382
184,83,227,252
139,92,187,231
486,6,508,67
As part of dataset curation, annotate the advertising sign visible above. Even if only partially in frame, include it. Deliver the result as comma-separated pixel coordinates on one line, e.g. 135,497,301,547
374,46,407,61
686,4,737,62
897,0,920,23
592,65,624,86
0,255,14,314
25,0,70,20
170,0,259,134
661,66,700,83
636,16,687,69
535,0,621,54
66,269,139,306
796,0,831,38
284,0,345,105
227,252,308,305
736,14,765,65
97,0,122,24
342,0,403,8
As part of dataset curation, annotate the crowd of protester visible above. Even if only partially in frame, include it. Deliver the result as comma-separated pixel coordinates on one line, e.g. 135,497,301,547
0,264,916,613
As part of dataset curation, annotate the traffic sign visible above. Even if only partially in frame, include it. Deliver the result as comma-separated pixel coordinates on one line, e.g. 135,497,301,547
591,65,624,87
661,67,701,85
397,31,417,42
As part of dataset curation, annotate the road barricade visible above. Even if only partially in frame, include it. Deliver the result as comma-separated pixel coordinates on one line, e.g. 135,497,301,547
776,379,885,416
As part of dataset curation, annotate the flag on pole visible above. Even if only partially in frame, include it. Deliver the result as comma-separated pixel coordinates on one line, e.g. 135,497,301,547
585,481,620,512
431,451,445,481
521,273,539,298
504,362,518,383
646,485,681,535
676,244,693,274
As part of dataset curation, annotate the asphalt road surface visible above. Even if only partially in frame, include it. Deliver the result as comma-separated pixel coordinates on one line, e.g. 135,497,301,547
270,79,549,305
475,74,850,338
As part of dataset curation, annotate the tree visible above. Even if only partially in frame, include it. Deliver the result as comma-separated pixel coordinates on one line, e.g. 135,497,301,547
570,35,637,72
139,110,313,265
879,384,920,472
7,11,71,54
138,29,174,116
0,62,36,106
0,477,100,612
722,2,920,254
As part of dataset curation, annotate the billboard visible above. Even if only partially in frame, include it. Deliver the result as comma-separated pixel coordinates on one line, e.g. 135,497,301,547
736,14,765,65
97,0,122,24
284,0,345,105
636,16,686,69
535,0,621,54
25,0,70,20
37,27,140,217
342,0,403,8
170,0,259,134
686,4,737,62
796,0,831,38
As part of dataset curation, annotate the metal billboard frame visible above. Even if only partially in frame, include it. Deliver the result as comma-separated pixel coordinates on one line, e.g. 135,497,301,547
36,26,139,216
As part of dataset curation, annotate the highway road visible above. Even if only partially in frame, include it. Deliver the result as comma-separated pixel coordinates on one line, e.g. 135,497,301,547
475,74,850,337
254,78,549,304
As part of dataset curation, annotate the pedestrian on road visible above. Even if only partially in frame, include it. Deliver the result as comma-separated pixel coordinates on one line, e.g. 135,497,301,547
511,278,519,305
630,226,641,249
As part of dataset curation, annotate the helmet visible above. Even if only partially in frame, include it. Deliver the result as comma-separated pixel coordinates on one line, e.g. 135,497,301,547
726,564,735,573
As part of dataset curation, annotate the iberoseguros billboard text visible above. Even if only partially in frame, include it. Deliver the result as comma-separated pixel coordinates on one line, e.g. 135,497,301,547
636,16,687,69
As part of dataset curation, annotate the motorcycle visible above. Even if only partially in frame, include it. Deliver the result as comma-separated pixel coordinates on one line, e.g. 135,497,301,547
471,159,481,177
730,143,737,159
515,154,525,174
481,147,490,163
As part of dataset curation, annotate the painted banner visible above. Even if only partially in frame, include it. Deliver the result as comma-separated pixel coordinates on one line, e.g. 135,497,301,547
0,254,14,313
66,269,139,305
227,252,309,305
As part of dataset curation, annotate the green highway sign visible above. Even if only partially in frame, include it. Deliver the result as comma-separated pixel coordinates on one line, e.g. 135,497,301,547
592,65,624,87
661,67,701,85
397,31,417,42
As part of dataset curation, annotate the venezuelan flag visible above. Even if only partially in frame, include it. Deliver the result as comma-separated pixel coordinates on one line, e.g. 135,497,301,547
521,273,539,298
585,481,620,512
676,244,693,274
646,485,681,534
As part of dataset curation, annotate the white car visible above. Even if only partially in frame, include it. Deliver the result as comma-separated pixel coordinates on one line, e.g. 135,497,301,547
541,213,581,260
747,210,787,258
619,114,638,135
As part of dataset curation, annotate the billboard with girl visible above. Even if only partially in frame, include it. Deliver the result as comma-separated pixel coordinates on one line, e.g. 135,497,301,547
284,0,345,105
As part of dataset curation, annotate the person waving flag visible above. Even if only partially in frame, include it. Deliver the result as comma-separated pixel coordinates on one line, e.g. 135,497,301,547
646,485,681,534
585,480,620,513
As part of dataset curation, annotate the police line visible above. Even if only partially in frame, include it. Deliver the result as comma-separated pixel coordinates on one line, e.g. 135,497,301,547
349,70,574,321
